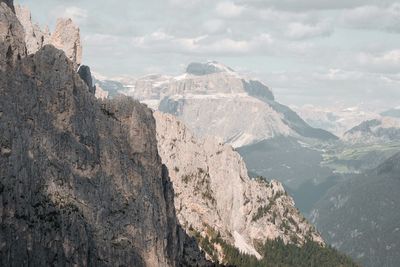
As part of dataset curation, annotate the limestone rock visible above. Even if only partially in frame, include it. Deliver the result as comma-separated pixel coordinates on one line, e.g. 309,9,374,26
15,6,82,67
95,83,109,100
50,18,82,67
78,65,95,94
0,0,13,12
0,2,26,68
154,111,324,261
15,5,50,55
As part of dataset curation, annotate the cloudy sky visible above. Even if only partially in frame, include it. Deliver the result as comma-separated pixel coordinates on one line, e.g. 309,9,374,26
18,0,400,110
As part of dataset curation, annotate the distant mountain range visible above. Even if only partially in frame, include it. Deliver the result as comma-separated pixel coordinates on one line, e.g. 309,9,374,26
293,105,381,137
381,107,400,118
94,61,337,148
343,117,400,144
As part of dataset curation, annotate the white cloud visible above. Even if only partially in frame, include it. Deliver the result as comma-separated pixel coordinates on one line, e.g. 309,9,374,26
238,0,396,11
357,50,400,73
286,21,333,39
169,0,203,8
341,3,400,32
202,19,226,34
130,30,275,55
216,1,245,18
61,6,87,24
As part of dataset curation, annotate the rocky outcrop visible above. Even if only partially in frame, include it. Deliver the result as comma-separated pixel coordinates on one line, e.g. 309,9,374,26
0,6,204,266
15,5,82,68
154,111,324,261
0,0,13,12
0,2,26,68
78,65,95,94
95,83,109,100
50,18,82,67
15,5,50,55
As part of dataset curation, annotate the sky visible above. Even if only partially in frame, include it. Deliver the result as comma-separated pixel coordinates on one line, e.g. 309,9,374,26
17,0,400,111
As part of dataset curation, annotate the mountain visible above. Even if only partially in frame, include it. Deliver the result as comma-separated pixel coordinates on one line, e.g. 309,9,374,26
311,152,400,267
237,137,339,214
94,63,341,215
343,117,400,144
381,107,400,118
96,61,337,148
293,105,380,137
154,111,324,262
0,3,206,265
15,4,82,69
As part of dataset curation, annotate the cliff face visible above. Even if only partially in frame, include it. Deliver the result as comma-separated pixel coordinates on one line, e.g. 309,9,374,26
0,2,26,68
0,0,13,12
15,5,50,55
15,4,82,68
154,111,324,261
0,3,194,266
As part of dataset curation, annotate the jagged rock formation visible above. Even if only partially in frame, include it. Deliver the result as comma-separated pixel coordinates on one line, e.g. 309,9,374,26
95,83,109,100
15,5,50,55
15,5,82,68
154,111,324,261
78,65,95,94
0,1,26,68
50,18,82,67
0,4,205,266
312,152,400,267
343,117,400,144
98,61,337,147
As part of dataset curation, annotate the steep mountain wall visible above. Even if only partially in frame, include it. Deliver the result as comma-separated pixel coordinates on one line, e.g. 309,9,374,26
0,4,201,266
154,111,324,261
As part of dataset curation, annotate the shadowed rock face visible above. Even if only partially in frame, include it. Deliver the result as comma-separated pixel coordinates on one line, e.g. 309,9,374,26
0,4,207,266
0,0,13,12
78,65,95,94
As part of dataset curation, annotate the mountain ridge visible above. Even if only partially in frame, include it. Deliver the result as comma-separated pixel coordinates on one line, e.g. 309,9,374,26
94,61,337,147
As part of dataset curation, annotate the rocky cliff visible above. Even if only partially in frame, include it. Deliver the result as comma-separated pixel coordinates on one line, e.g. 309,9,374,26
15,5,50,55
0,3,203,266
15,4,82,68
154,111,324,262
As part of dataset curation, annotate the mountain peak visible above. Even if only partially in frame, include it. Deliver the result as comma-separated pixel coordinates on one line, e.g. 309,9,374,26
186,61,235,76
